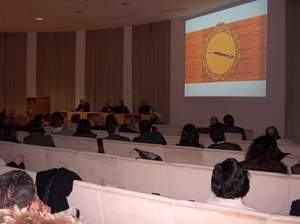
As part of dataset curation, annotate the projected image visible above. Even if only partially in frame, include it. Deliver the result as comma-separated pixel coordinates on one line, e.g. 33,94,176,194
185,0,267,97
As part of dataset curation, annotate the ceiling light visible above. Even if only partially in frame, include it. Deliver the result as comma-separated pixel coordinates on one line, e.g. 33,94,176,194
35,17,44,21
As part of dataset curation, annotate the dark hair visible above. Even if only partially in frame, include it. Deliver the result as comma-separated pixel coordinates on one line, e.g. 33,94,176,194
210,127,225,143
242,135,288,174
27,119,45,134
211,158,249,199
265,126,281,140
76,119,91,134
105,114,118,134
50,112,64,128
139,120,152,133
0,170,35,209
0,123,17,140
179,124,200,147
223,114,234,127
246,135,281,161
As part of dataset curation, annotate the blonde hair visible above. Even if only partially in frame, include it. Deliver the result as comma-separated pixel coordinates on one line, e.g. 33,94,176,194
0,207,82,224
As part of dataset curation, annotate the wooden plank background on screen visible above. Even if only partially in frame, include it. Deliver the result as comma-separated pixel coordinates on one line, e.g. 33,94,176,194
185,15,267,84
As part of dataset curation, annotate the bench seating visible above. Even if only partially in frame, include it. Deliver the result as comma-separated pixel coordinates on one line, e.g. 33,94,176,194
0,140,300,215
0,166,299,224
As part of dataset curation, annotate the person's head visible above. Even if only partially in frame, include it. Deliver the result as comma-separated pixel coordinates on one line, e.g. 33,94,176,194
50,113,65,128
80,98,85,105
223,114,234,127
246,135,281,162
14,154,24,166
139,120,152,133
210,127,225,143
211,158,249,199
27,119,45,134
265,126,281,140
76,119,91,134
33,114,44,124
179,123,199,146
105,114,118,134
0,123,17,139
0,170,35,210
210,116,219,127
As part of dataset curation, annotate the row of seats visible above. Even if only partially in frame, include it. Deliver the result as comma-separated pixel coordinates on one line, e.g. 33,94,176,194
0,140,299,215
0,166,299,224
17,130,300,160
103,139,299,170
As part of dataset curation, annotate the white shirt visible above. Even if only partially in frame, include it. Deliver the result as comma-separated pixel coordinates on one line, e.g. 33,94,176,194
207,195,256,211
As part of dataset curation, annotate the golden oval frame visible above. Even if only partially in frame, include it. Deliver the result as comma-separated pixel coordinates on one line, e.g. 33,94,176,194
202,23,240,81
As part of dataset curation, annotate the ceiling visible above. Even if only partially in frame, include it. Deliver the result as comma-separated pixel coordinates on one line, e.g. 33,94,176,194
0,0,244,32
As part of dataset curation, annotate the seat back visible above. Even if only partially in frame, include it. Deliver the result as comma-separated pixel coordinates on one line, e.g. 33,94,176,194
50,135,98,153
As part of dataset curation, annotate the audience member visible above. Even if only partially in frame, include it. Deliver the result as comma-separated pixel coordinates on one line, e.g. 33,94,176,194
23,121,55,147
177,123,204,148
104,114,130,142
101,100,113,113
223,114,246,140
265,126,280,140
91,115,106,130
139,100,151,114
209,116,220,128
208,127,242,151
26,114,45,131
133,120,166,145
50,112,74,136
6,155,25,169
241,135,288,174
0,123,20,143
113,99,130,114
76,98,90,112
73,119,97,138
265,126,294,145
0,170,37,210
207,158,255,211
0,170,82,223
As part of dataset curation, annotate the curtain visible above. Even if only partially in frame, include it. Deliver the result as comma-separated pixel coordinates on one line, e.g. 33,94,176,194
0,33,27,115
85,28,124,111
132,20,171,123
285,0,300,143
36,32,76,111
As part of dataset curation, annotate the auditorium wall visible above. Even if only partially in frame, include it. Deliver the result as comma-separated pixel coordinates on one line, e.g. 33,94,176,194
169,0,286,137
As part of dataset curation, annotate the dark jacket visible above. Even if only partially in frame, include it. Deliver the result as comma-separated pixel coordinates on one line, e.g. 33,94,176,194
76,103,90,112
208,142,242,151
290,199,300,216
36,168,81,213
139,105,150,114
240,159,288,174
223,125,247,140
177,143,205,148
113,106,129,114
133,131,167,145
73,132,97,138
23,133,55,147
105,133,130,142
6,161,25,169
